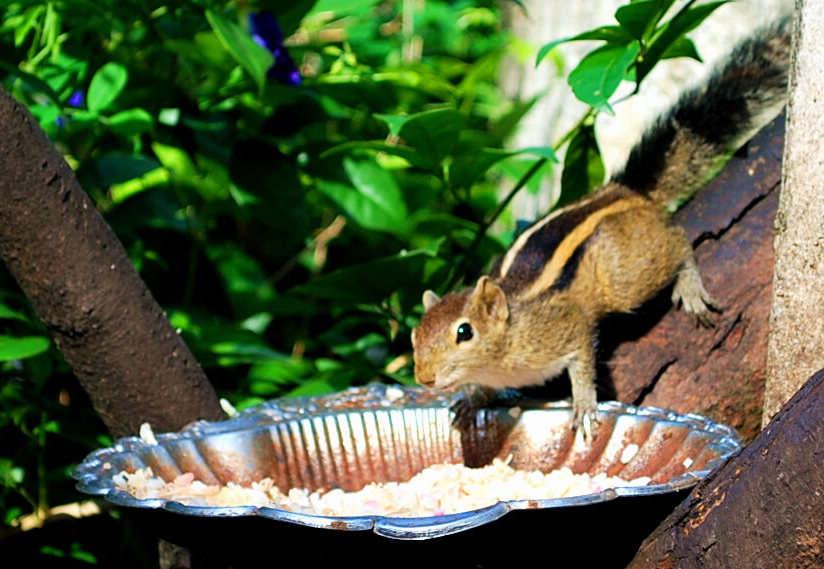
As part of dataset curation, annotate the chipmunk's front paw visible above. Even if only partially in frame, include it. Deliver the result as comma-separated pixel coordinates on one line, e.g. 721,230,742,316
571,399,599,441
450,384,496,430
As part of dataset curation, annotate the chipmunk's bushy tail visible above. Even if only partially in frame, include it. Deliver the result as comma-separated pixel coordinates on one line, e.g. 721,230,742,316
612,18,791,208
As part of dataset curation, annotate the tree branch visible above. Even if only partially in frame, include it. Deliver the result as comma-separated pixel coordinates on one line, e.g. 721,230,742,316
0,86,224,438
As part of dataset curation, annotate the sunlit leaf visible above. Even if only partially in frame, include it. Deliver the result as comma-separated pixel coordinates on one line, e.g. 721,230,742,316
0,335,50,361
87,62,128,113
536,26,633,66
205,9,273,92
107,108,154,136
568,42,640,114
615,0,675,40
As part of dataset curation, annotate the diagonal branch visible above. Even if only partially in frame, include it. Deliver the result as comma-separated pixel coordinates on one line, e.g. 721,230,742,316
0,86,224,438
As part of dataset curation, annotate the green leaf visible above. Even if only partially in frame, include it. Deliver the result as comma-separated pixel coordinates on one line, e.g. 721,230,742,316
0,62,61,106
107,108,154,136
316,157,410,236
290,249,446,304
615,0,675,40
568,42,640,114
0,335,50,361
376,108,465,172
94,152,161,188
87,62,128,113
560,123,604,206
660,37,701,61
449,146,557,190
152,142,198,183
321,141,432,170
205,9,273,93
636,1,729,84
536,26,634,66
0,302,29,322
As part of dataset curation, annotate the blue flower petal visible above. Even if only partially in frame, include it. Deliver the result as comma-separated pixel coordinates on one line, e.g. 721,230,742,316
248,11,302,87
248,11,284,52
68,90,85,108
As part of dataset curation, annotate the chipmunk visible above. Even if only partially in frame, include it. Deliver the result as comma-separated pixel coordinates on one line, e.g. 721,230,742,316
411,20,791,436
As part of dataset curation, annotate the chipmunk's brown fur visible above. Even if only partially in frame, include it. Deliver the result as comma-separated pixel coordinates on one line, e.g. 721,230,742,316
411,20,791,433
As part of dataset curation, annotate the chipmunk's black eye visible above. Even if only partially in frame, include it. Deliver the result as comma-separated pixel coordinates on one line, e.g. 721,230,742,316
456,322,473,343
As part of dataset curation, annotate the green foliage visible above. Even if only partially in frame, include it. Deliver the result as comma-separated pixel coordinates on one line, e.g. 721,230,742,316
0,0,725,556
536,0,729,199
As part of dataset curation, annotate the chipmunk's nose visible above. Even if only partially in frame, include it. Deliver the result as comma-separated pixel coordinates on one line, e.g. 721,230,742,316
417,375,435,387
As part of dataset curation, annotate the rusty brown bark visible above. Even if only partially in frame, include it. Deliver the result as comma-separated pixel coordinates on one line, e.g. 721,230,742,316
625,366,824,569
0,86,224,439
600,114,785,443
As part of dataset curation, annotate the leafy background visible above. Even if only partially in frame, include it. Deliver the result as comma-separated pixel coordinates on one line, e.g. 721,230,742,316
0,0,727,564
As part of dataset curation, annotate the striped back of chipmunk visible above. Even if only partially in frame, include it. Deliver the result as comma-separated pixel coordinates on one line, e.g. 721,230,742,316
493,185,644,301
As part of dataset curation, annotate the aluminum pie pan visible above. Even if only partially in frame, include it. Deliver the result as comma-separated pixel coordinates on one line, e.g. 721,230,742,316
72,384,742,540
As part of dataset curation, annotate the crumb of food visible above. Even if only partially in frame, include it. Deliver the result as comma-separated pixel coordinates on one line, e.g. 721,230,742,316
621,443,640,464
508,407,522,419
385,385,405,402
139,423,157,446
219,398,238,417
113,457,650,518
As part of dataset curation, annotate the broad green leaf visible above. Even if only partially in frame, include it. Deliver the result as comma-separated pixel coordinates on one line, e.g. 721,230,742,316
205,9,273,93
290,249,445,304
0,335,50,361
636,1,729,84
559,123,604,206
152,142,198,183
449,146,557,190
536,26,634,66
376,108,465,172
343,156,408,227
94,153,161,188
107,108,154,136
316,158,409,237
568,42,640,114
615,0,675,40
660,37,701,61
87,62,128,113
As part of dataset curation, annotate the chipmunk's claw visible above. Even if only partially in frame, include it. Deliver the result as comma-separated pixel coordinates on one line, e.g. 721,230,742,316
571,405,599,441
449,384,497,430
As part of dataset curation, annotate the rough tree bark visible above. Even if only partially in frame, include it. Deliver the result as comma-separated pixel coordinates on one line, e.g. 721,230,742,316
600,114,784,443
764,0,824,425
0,86,224,439
625,366,824,569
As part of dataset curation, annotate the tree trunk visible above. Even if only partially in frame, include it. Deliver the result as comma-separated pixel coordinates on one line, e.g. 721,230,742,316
764,0,824,425
0,86,224,439
600,113,784,443
625,366,824,569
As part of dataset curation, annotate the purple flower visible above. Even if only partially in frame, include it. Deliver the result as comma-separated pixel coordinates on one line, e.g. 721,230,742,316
248,11,301,87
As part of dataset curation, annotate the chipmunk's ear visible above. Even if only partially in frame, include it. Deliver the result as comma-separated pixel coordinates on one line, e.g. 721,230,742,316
470,276,508,323
422,290,440,311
